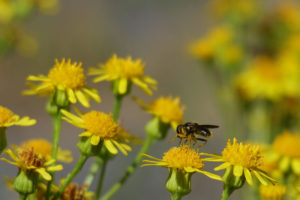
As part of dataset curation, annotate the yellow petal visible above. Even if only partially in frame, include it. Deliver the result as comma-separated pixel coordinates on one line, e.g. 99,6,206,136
0,158,18,166
196,169,223,181
79,131,92,137
14,116,36,126
120,143,132,151
291,159,300,175
5,149,19,162
184,167,196,173
75,90,90,107
36,168,52,181
253,170,268,185
279,157,290,172
233,165,244,177
244,168,253,185
104,140,118,154
48,164,63,172
83,88,101,103
142,154,162,161
112,140,127,155
214,162,231,171
27,75,48,81
132,78,152,95
67,88,77,103
93,74,110,82
118,78,128,94
90,135,101,146
61,109,84,124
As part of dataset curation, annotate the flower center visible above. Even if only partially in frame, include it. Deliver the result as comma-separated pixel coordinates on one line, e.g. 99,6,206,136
82,111,119,139
104,54,144,79
48,59,86,89
149,97,184,124
22,139,52,158
259,184,286,200
162,145,204,170
222,138,263,169
0,106,14,126
19,147,46,168
272,131,300,158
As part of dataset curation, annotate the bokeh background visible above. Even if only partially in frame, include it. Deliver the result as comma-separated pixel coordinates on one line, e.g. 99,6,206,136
0,0,277,199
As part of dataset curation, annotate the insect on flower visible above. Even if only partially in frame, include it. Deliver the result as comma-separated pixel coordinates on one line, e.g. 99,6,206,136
176,122,219,151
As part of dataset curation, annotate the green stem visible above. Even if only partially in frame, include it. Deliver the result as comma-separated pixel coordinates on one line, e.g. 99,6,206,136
84,94,124,190
52,154,88,200
171,193,182,200
113,95,123,121
95,159,108,199
101,136,154,200
83,157,103,189
19,194,28,200
220,185,234,200
46,111,63,200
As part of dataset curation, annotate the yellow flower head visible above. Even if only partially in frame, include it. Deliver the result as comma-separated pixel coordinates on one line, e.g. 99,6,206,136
0,147,63,181
276,2,300,30
142,145,222,181
135,96,185,129
204,138,275,185
0,105,36,128
259,184,286,200
21,139,73,163
23,58,101,107
61,109,132,155
235,56,283,101
89,54,157,95
62,183,94,200
271,131,300,175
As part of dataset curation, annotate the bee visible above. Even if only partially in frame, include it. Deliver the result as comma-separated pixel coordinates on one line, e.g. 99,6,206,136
176,122,219,150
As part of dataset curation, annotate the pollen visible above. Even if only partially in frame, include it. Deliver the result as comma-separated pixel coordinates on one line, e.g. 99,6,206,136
272,131,300,158
62,183,87,200
83,111,119,139
19,147,46,168
48,59,86,89
104,54,144,78
149,96,184,124
0,106,14,126
162,145,204,170
259,184,286,200
222,138,263,169
22,139,52,158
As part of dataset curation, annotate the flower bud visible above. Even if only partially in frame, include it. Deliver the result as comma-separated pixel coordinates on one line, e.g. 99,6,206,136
222,166,245,189
165,169,191,199
145,117,170,140
13,170,38,195
55,90,69,108
111,79,132,96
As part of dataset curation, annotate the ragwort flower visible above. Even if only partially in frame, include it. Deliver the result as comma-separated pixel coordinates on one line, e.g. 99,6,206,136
89,54,157,96
204,138,275,186
23,58,101,107
259,184,286,200
61,109,131,155
0,105,36,128
271,131,300,175
21,139,73,163
0,147,63,181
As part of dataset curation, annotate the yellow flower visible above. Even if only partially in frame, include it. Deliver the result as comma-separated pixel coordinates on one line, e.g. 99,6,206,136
204,138,275,185
61,183,94,200
235,56,283,101
259,184,286,200
23,58,101,107
0,147,63,181
61,109,132,155
21,139,73,163
0,105,36,128
142,145,222,181
0,0,14,24
89,54,157,95
271,131,300,175
134,96,185,129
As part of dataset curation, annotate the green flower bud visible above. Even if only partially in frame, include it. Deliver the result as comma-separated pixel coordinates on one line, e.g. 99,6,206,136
13,170,38,195
166,169,191,199
0,127,7,154
77,137,103,157
46,98,59,116
145,117,170,140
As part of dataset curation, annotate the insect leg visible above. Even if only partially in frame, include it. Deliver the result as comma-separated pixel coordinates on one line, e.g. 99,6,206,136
196,138,207,152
